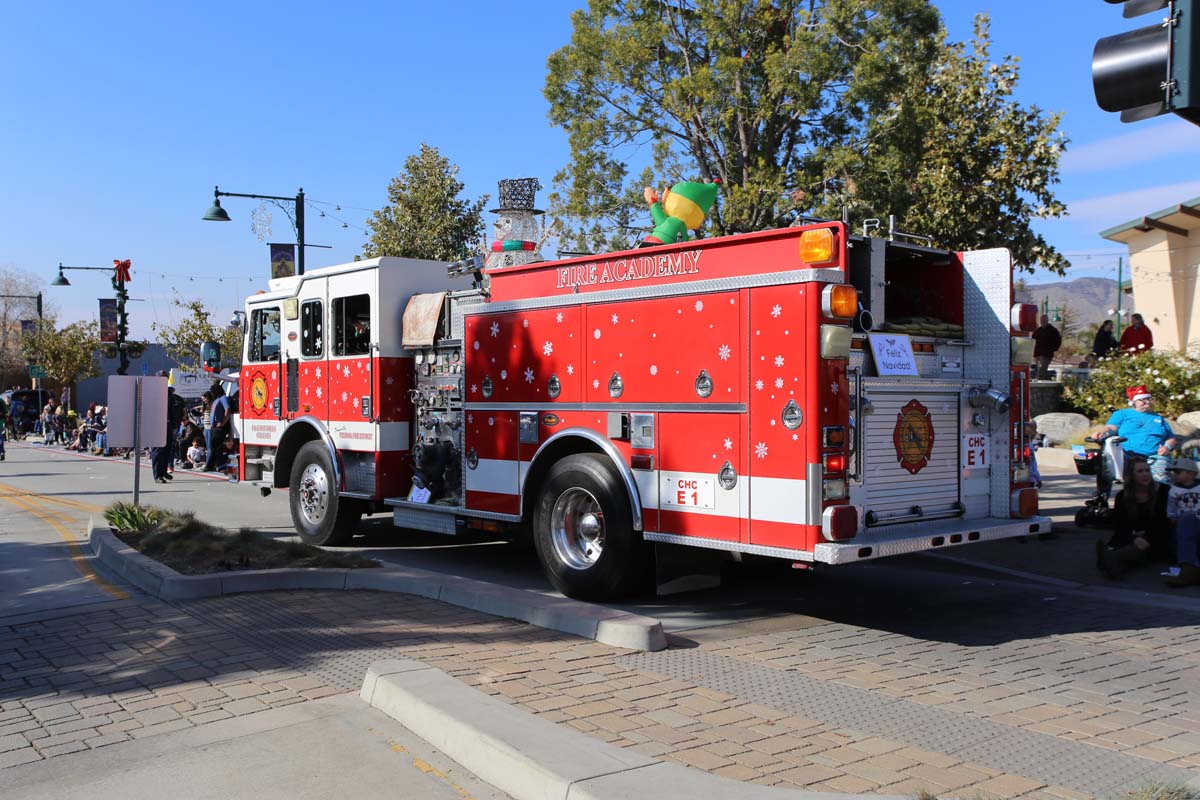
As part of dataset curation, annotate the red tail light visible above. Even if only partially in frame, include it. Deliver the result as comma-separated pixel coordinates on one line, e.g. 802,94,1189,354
1010,303,1038,333
823,506,858,541
823,453,846,472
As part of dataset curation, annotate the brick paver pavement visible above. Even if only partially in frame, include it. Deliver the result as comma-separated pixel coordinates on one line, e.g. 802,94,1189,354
3,586,1199,798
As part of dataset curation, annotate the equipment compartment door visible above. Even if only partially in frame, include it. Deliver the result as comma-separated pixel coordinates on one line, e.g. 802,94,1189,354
858,386,961,526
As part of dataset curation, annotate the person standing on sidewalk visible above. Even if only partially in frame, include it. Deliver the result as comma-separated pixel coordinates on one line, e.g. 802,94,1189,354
1032,315,1062,380
1166,458,1200,587
1119,313,1154,355
151,387,183,483
204,385,230,472
0,392,7,461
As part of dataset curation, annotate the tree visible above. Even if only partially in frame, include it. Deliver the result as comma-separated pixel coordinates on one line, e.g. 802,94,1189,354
20,319,101,387
836,16,1068,273
0,266,44,375
152,296,243,372
543,3,1068,273
362,144,488,261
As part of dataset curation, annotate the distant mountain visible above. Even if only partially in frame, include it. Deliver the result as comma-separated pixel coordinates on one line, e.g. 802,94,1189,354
1016,276,1132,331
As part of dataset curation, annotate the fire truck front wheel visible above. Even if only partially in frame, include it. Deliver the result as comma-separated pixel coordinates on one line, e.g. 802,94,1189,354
289,441,361,546
533,454,647,601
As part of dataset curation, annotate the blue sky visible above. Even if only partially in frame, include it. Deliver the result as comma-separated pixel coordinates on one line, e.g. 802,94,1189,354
2,1,1198,339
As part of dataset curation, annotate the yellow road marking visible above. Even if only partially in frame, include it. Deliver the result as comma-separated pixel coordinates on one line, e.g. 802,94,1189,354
0,483,129,601
0,483,105,514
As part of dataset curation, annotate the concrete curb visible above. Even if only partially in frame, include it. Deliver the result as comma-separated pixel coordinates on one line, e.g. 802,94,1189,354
361,659,900,800
86,518,667,652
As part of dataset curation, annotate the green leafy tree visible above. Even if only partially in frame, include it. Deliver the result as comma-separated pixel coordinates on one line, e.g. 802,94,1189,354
362,144,488,261
20,319,101,387
836,16,1068,273
152,296,243,371
543,3,1067,273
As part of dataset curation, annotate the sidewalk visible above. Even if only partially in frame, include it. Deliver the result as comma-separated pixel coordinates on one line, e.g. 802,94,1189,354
4,584,1199,798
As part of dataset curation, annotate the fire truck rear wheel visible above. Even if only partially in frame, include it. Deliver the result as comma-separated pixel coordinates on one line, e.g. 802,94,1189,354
289,441,361,547
533,453,646,601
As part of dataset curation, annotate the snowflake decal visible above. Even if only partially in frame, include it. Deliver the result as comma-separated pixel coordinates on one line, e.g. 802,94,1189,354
755,379,764,391
304,387,310,397
341,366,350,378
650,365,658,375
755,442,769,459
555,312,563,323
566,364,574,375
770,419,776,427
315,367,322,379
830,382,840,396
542,341,553,356
490,321,500,337
500,370,508,380
467,414,474,424
718,344,731,361
385,376,394,385
470,384,478,394
771,304,782,318
694,300,704,312
775,378,784,389
723,438,733,451
341,392,348,402
774,355,785,368
611,313,619,325
524,367,535,383
352,397,359,409
792,433,799,441
315,387,322,398
522,319,529,328
473,340,480,351
488,416,495,427
593,329,601,340
592,378,600,389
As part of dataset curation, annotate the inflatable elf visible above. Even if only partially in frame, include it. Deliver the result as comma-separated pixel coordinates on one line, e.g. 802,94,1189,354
642,179,720,245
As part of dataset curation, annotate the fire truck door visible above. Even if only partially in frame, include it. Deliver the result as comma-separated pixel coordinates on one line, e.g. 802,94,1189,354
295,279,328,419
243,305,284,426
327,273,377,451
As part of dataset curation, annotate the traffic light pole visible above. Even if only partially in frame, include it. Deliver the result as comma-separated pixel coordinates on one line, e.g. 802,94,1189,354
53,261,133,375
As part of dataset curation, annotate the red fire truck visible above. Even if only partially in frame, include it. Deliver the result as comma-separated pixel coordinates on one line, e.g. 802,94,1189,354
234,222,1048,600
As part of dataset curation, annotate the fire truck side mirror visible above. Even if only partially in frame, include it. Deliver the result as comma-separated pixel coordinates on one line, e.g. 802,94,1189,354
201,341,222,373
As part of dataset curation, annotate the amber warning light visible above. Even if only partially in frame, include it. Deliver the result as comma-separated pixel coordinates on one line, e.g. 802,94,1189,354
798,228,836,265
822,284,857,319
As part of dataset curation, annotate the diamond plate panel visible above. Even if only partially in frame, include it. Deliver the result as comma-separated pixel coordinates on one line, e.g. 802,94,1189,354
961,248,1013,517
619,649,1196,796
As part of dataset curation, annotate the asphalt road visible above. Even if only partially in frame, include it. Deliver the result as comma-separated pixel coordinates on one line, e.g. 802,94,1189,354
1,439,1080,634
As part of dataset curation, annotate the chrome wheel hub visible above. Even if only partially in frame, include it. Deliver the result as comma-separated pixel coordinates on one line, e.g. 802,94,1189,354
550,488,605,570
298,463,329,526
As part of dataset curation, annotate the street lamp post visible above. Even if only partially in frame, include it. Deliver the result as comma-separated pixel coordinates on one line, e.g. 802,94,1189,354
52,260,132,375
204,185,306,276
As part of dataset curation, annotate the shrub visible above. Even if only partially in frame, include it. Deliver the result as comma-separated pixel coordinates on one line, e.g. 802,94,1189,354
104,502,165,533
1063,350,1200,421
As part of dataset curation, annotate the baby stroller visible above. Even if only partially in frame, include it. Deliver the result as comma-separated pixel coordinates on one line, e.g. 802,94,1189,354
1073,435,1126,528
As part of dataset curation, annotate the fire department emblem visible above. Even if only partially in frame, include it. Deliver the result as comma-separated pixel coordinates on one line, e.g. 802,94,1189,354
250,374,269,412
893,399,934,474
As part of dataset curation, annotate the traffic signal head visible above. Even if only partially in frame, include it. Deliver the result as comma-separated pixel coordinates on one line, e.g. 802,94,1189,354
1093,0,1200,124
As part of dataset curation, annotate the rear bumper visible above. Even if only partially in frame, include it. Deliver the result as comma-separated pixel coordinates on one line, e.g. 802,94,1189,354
812,515,1053,565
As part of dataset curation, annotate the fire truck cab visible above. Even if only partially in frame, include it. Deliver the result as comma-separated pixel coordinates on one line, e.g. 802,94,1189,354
237,222,1049,601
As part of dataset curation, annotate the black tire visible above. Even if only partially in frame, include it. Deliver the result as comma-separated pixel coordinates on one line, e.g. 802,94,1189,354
288,441,361,546
532,453,647,601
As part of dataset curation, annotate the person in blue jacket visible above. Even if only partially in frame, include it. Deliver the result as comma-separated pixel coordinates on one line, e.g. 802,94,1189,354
1096,384,1177,496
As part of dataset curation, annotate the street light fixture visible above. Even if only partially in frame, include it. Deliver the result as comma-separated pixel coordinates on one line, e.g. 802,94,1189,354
203,185,306,276
52,260,134,376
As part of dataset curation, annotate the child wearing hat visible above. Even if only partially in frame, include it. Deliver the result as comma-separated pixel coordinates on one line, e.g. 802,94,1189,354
1166,457,1200,587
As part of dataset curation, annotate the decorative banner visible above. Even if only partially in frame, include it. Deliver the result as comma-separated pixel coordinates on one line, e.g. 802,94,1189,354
270,243,296,280
20,320,35,336
99,298,119,343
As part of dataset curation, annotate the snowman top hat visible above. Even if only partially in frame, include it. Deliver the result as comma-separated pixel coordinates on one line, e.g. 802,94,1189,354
491,178,544,214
